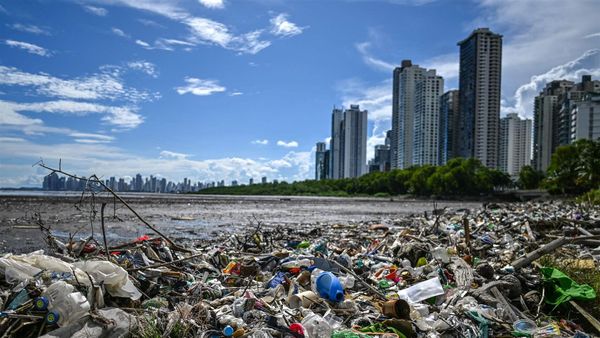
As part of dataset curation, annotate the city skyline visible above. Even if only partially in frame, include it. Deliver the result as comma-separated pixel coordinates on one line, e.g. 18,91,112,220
1,1,600,187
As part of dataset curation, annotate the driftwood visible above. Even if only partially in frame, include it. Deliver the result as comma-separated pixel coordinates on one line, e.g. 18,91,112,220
512,235,600,270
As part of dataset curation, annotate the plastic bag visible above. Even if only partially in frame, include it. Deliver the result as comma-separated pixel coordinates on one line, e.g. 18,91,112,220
397,277,445,303
74,260,142,300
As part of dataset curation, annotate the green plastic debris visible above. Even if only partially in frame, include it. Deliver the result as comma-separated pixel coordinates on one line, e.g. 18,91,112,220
378,280,391,289
540,267,596,308
416,257,427,267
332,331,370,338
359,323,407,338
297,241,310,249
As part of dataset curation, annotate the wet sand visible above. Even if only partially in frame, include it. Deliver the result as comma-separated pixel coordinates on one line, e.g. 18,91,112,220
0,192,482,253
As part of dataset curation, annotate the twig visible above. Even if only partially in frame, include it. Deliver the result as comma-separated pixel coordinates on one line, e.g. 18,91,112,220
127,252,204,272
327,259,387,300
100,203,110,260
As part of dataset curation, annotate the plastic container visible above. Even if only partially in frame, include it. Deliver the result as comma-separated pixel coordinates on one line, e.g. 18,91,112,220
301,312,332,338
42,281,90,327
315,271,344,302
513,319,537,334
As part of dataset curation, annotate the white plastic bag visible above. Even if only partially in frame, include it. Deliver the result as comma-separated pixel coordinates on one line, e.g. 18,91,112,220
74,260,141,300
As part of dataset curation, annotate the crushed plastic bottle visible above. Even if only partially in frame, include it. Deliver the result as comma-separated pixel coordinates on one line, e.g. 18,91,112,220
42,281,90,327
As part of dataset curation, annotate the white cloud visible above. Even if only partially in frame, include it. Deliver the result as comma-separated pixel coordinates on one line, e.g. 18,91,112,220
251,139,268,145
269,13,305,38
175,77,226,96
585,32,600,39
338,78,392,122
185,17,271,54
355,42,395,72
69,132,115,142
198,0,224,9
111,27,129,38
277,140,299,148
9,23,49,35
229,91,243,96
84,5,108,16
4,39,51,57
0,137,26,143
502,49,600,119
135,39,151,48
422,53,458,81
160,150,190,160
0,65,158,102
87,0,280,54
127,60,158,77
0,100,144,130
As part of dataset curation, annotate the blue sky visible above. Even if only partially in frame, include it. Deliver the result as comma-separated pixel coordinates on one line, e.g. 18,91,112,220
1,0,599,187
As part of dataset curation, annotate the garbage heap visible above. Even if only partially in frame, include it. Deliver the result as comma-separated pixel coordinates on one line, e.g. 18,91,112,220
0,201,599,338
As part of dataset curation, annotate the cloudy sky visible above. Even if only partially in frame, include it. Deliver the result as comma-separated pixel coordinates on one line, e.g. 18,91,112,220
1,0,599,187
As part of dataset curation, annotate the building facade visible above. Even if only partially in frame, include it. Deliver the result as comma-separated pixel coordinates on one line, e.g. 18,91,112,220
342,105,368,178
457,28,503,169
329,107,344,179
315,141,329,180
391,60,425,169
499,113,532,176
439,90,460,165
413,69,444,166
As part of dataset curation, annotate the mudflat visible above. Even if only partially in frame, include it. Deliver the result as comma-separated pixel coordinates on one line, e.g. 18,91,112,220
0,192,482,253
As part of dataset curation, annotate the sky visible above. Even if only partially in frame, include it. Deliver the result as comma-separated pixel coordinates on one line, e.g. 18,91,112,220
0,0,599,187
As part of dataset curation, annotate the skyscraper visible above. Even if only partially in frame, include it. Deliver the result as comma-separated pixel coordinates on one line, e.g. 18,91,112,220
439,90,460,165
343,104,368,178
499,113,532,176
315,141,329,180
328,105,368,178
533,80,574,171
329,107,344,179
413,69,444,166
391,60,425,169
457,28,503,168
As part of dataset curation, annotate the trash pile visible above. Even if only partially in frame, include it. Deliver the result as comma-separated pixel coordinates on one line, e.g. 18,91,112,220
1,200,600,338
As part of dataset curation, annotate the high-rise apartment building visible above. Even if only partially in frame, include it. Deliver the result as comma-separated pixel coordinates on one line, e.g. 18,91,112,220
533,80,575,171
413,69,444,166
571,92,600,142
457,28,502,168
315,141,329,180
439,90,460,165
391,60,425,169
343,105,368,178
329,108,344,179
328,105,368,178
499,113,532,176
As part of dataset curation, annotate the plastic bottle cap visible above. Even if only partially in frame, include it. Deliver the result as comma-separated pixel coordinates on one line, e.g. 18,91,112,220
223,325,234,337
34,297,49,311
46,311,59,324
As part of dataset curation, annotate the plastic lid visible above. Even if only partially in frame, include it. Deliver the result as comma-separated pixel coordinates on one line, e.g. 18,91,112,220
46,311,59,324
223,325,234,336
34,297,49,311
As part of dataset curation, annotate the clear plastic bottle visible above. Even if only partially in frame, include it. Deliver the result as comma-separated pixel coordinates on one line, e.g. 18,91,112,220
42,281,90,327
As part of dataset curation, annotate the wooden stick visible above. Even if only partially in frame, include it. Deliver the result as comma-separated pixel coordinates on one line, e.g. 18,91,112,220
127,252,204,272
328,259,387,301
100,203,110,260
512,235,600,270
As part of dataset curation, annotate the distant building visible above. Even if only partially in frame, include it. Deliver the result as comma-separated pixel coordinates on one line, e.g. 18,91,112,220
329,107,345,179
261,176,267,184
499,113,532,176
328,105,368,178
457,28,503,168
315,141,329,180
413,69,444,166
249,178,254,185
368,144,391,173
571,92,600,141
231,180,238,186
439,90,460,165
391,60,425,169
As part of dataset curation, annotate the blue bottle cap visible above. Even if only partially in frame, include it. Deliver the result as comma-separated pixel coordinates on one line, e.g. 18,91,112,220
223,325,234,336
46,311,60,325
34,297,49,311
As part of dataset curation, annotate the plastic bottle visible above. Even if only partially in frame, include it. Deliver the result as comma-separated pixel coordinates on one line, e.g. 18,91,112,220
42,281,90,327
301,312,332,338
315,271,344,302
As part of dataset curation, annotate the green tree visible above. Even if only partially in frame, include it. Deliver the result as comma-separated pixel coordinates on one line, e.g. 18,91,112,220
518,165,544,189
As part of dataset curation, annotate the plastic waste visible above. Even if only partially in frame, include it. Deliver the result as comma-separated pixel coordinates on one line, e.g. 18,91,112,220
42,281,90,327
513,319,537,334
302,312,333,338
74,260,142,300
223,325,235,337
316,271,344,302
397,277,445,303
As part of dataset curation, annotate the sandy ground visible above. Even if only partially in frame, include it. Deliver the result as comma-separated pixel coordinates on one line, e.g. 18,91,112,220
0,192,482,253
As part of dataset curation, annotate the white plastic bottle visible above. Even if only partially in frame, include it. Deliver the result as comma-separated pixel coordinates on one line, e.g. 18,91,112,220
301,311,333,338
42,281,91,327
